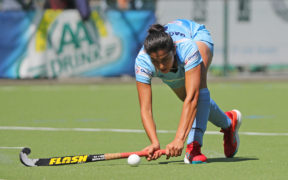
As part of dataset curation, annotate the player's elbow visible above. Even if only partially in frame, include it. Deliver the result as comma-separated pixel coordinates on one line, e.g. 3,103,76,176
184,89,199,108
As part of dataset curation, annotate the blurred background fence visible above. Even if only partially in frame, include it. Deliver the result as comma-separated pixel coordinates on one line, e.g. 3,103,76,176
156,0,288,76
0,0,287,79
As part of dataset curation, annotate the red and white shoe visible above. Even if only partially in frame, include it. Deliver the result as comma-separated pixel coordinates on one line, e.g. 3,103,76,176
184,141,207,164
221,109,242,158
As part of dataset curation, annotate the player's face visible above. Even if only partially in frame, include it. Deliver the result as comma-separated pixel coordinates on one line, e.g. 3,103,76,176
150,49,175,73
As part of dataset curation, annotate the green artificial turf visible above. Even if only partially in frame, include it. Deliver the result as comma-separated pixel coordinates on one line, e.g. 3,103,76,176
0,82,287,179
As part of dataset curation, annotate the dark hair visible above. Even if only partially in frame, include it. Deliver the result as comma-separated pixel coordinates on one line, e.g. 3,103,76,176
144,24,174,55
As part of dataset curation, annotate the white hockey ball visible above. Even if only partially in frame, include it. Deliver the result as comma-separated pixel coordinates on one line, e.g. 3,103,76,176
127,154,141,166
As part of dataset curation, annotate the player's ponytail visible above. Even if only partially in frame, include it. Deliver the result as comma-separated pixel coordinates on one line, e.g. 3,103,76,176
144,24,174,55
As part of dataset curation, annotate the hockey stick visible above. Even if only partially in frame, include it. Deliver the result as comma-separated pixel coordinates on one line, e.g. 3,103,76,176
19,147,166,167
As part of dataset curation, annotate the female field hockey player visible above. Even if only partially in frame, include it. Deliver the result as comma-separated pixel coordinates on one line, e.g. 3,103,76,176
135,19,242,164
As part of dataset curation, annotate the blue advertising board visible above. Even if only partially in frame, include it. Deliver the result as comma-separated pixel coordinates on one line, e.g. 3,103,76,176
0,9,155,78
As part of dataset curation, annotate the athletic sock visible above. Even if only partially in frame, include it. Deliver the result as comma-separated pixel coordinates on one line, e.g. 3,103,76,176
186,88,210,146
208,99,231,129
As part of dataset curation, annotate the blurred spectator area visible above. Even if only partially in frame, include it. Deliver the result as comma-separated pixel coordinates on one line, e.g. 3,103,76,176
44,0,77,9
0,0,156,11
106,0,156,10
0,0,40,10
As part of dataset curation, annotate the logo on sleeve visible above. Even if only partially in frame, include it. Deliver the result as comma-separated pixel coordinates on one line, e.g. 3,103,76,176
169,20,183,26
185,51,200,66
136,66,152,78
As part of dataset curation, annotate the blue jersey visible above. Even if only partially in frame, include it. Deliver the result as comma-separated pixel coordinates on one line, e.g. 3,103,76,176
135,19,213,89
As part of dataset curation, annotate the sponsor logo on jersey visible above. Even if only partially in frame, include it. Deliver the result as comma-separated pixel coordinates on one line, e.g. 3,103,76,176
169,31,186,37
185,51,200,66
49,155,88,165
136,66,152,78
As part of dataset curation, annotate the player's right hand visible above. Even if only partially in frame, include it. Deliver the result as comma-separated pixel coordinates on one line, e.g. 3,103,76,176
142,143,160,161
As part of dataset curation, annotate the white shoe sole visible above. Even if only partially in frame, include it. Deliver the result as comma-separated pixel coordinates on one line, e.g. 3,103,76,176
184,155,207,164
184,155,190,164
232,109,242,153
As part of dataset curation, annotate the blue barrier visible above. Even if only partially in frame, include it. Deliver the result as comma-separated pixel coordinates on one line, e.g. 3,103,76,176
0,9,155,78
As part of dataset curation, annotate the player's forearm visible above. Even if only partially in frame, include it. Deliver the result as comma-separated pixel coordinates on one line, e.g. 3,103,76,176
141,110,159,145
175,93,199,142
136,82,159,144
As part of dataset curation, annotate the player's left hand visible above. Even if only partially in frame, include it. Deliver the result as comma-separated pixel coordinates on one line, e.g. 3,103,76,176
165,138,184,159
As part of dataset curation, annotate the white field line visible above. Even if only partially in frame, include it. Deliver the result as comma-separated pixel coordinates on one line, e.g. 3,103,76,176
0,147,24,149
0,126,288,136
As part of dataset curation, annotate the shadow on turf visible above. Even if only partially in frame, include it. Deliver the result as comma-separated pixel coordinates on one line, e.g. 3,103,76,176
207,157,259,163
158,157,259,164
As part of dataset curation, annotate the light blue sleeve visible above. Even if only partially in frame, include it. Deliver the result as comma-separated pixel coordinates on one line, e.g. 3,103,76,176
135,51,154,84
176,39,203,72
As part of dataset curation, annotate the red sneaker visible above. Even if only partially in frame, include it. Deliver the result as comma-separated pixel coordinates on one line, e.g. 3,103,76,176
221,109,242,158
184,141,207,164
